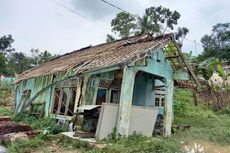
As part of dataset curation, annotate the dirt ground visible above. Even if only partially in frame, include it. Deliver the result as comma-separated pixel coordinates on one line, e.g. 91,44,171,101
32,140,82,153
182,139,230,153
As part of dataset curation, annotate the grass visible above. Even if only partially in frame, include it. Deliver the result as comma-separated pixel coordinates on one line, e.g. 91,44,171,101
0,107,12,116
11,113,66,135
7,136,44,153
0,82,14,106
2,88,230,152
172,88,230,145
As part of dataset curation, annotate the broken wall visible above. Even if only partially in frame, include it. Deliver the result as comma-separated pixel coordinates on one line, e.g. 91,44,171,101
95,103,158,140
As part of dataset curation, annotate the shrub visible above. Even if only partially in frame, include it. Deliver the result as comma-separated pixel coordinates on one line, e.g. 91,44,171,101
11,113,66,135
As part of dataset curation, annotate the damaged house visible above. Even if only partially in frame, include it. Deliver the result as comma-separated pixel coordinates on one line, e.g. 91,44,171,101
15,34,199,140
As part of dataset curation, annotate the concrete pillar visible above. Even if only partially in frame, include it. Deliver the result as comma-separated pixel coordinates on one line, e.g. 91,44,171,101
116,66,137,136
73,78,83,113
163,79,174,137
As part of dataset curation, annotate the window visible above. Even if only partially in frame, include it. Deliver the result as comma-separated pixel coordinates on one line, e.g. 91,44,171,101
155,97,160,107
110,90,120,104
52,87,76,116
96,88,106,105
161,98,165,107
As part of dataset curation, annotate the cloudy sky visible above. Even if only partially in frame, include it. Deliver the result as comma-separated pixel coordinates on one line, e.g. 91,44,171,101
0,0,230,56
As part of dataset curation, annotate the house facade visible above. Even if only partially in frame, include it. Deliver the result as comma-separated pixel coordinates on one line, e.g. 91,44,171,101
15,34,198,139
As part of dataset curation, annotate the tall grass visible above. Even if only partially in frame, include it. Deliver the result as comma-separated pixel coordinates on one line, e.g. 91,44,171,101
173,88,230,145
0,81,14,106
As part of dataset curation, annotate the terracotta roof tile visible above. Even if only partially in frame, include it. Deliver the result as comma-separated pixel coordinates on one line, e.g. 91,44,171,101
17,34,174,82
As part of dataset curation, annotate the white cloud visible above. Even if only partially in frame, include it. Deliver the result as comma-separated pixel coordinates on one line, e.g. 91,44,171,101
0,0,229,56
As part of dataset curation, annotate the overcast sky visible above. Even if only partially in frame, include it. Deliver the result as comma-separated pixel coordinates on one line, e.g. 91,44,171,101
0,0,230,56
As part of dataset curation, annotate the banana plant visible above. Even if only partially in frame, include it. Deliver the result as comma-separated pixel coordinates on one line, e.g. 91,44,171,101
195,57,226,110
195,57,225,81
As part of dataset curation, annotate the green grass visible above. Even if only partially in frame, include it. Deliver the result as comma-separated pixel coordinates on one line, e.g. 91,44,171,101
4,88,230,153
0,107,12,116
11,113,66,134
0,82,14,106
7,136,44,153
173,88,230,145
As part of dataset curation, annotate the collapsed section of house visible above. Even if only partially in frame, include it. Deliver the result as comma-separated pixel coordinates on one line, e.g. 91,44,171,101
14,34,199,140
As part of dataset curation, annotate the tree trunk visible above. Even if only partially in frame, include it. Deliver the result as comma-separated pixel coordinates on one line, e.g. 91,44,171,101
192,88,198,106
210,81,219,110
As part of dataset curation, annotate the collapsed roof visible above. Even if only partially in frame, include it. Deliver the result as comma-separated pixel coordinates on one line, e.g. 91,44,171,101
16,33,199,86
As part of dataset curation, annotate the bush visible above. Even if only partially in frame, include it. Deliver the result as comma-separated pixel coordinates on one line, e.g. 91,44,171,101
173,88,230,145
57,135,94,152
0,82,14,106
103,133,179,153
217,105,230,115
11,113,66,135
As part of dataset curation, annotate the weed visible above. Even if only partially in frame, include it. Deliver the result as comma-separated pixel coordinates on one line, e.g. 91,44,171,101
173,88,230,145
0,107,12,116
7,136,44,153
11,113,66,135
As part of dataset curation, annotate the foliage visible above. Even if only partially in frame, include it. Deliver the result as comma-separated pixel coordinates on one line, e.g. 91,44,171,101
175,27,189,46
0,40,57,75
31,48,57,65
106,34,116,43
7,136,44,153
195,57,225,80
4,88,230,152
111,12,136,38
102,133,179,153
0,34,14,54
0,52,8,75
57,135,94,152
0,81,14,106
0,107,12,116
138,6,181,34
174,88,230,145
108,6,188,45
11,113,66,134
199,23,230,62
6,52,33,75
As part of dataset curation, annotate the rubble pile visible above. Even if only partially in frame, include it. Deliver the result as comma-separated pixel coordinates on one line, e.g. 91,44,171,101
0,116,37,141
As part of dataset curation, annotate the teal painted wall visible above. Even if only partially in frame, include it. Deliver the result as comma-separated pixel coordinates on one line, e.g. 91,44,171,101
133,76,147,106
133,75,153,107
132,49,173,108
15,48,174,116
136,49,173,80
15,75,54,113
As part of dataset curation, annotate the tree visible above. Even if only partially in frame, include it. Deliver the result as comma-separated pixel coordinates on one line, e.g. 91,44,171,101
107,6,185,41
0,35,14,54
0,52,7,75
200,23,230,62
38,50,53,64
30,49,56,65
137,6,181,35
195,57,226,110
106,34,116,43
111,12,136,38
175,27,189,47
7,52,33,75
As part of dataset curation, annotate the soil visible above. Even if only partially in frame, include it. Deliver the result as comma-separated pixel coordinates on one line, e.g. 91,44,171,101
33,141,81,153
182,139,230,153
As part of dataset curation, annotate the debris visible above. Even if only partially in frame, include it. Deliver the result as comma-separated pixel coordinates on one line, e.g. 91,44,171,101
10,132,28,141
0,116,37,141
94,144,107,150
